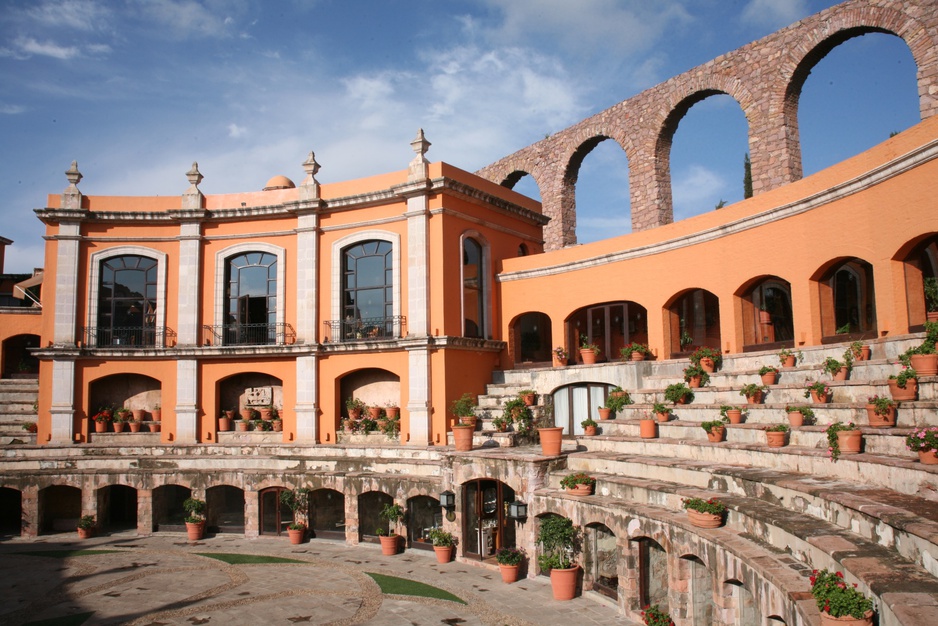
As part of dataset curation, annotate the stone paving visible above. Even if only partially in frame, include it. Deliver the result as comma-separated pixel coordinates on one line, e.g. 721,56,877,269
0,531,639,626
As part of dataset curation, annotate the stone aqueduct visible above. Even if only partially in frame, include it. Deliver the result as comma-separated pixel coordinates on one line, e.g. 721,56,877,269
476,0,938,251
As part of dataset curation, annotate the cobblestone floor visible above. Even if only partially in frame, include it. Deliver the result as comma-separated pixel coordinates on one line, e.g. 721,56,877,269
0,532,639,626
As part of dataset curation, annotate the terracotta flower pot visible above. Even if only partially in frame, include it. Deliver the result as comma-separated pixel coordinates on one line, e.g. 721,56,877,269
538,427,564,456
918,449,938,465
521,393,536,406
725,409,742,424
112,421,125,433
765,431,787,447
94,421,108,433
781,355,796,368
433,545,453,563
832,367,849,381
687,375,702,389
258,407,273,420
888,378,917,401
836,430,863,455
552,355,565,368
218,416,232,432
272,420,283,432
574,482,593,495
235,420,250,432
639,419,657,439
128,421,142,433
687,509,723,528
379,534,399,556
385,406,400,419
152,409,162,421
758,310,772,324
583,425,597,436
746,391,764,405
579,349,597,365
186,521,205,541
787,411,804,428
452,424,474,451
865,405,896,428
549,565,579,601
630,351,645,362
77,527,94,539
760,372,777,385
132,409,145,421
368,406,382,419
706,427,725,443
240,408,255,420
910,353,938,377
288,527,305,544
597,407,613,420
699,357,715,373
819,609,873,626
348,408,362,420
857,346,871,361
149,422,161,433
499,563,520,583
655,411,670,423
811,390,831,404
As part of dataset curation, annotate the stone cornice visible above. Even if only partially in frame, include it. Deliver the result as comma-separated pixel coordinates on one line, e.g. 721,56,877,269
497,136,938,282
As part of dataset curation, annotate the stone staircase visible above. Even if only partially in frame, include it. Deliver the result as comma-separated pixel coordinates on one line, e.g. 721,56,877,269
0,378,38,445
470,332,938,625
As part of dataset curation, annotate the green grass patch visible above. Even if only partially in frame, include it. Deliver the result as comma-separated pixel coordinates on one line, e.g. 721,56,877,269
15,550,120,558
195,552,306,565
23,611,94,626
366,572,465,604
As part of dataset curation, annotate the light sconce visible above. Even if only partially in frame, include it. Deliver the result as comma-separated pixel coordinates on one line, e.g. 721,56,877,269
439,490,456,511
507,500,528,520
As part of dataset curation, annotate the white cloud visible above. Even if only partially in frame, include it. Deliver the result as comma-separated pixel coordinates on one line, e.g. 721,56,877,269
131,0,238,38
741,0,808,29
0,104,26,114
26,0,112,32
672,164,726,220
14,37,80,60
227,123,247,138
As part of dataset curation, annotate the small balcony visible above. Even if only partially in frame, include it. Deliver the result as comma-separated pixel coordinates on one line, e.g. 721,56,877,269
82,326,177,349
201,323,296,347
323,316,406,343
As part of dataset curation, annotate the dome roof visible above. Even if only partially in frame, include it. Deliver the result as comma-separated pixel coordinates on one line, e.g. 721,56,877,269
263,175,295,191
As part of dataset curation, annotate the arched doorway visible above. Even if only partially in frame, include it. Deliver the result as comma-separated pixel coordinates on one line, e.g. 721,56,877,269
39,485,81,534
1,334,39,378
207,485,245,533
152,485,191,530
584,523,619,599
309,488,345,540
634,537,668,610
461,479,517,560
667,289,720,356
567,301,648,363
740,277,794,351
358,491,393,543
407,494,442,551
259,487,292,536
0,488,22,536
897,234,938,329
513,312,552,365
97,485,137,532
816,258,877,340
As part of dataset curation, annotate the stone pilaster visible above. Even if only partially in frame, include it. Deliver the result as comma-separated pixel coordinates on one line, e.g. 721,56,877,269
296,152,322,344
49,358,76,444
294,355,318,443
244,488,259,538
53,222,82,345
406,346,431,446
174,359,199,443
137,489,152,536
176,221,202,346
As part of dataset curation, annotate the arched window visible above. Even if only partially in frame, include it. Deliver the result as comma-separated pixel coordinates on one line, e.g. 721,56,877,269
818,257,876,339
225,252,277,345
463,238,484,338
342,240,393,339
97,255,158,346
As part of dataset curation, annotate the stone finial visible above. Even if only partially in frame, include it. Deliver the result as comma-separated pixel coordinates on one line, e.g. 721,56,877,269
299,151,321,202
62,160,83,209
186,162,203,188
408,129,431,181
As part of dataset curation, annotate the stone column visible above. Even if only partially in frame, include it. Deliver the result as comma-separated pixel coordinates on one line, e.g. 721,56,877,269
49,359,76,444
22,486,39,539
175,359,199,443
137,488,152,536
406,346,431,446
346,487,359,545
294,355,318,443
244,488,258,538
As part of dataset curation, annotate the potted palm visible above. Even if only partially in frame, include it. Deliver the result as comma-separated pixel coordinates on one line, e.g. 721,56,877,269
865,395,897,427
183,497,207,541
496,547,525,583
77,514,95,539
810,569,874,625
378,503,405,556
427,527,455,563
537,515,580,600
906,426,938,464
826,422,861,461
765,424,789,447
682,497,726,528
280,487,310,544
739,383,766,404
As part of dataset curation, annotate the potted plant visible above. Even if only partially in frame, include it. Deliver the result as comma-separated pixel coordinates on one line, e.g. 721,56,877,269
496,547,525,583
641,604,675,626
702,419,727,442
765,423,789,447
112,409,128,433
559,471,595,495
346,397,367,420
720,405,744,424
235,418,250,432
903,342,938,377
384,402,400,419
77,514,95,539
377,503,405,555
679,328,694,352
604,391,632,416
152,404,162,421
651,402,672,422
491,415,510,432
536,515,580,600
739,383,766,404
925,276,938,321
22,421,37,433
822,356,851,381
845,340,871,362
580,416,598,436
758,365,779,385
621,342,651,362
664,383,692,405
906,426,938,464
784,405,814,428
254,418,272,432
690,346,722,372
218,411,232,432
683,364,709,388
128,412,143,433
777,348,802,368
427,527,455,563
451,393,477,428
866,395,897,428
805,380,832,403
271,414,283,432
682,497,726,528
826,422,861,461
888,366,918,401
280,487,310,544
518,389,537,406
92,411,112,433
579,340,600,365
639,411,657,438
810,568,874,625
552,346,568,367
183,497,206,541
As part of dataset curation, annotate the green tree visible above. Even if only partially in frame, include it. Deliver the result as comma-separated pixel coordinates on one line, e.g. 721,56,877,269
743,152,753,199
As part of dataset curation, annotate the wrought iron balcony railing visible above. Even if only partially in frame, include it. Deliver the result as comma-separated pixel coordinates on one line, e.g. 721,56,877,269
322,316,406,343
201,322,296,347
82,326,177,349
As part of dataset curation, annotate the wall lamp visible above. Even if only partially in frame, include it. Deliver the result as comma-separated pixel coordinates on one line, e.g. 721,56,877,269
439,490,456,511
507,500,528,520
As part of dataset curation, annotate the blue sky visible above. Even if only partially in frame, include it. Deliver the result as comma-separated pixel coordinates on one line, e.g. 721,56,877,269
0,0,922,273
